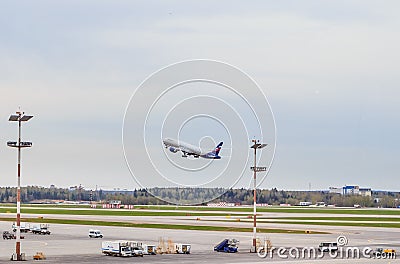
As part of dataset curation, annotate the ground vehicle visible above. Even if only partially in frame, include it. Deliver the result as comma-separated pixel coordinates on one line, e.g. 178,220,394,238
373,248,396,257
102,241,132,257
3,231,24,240
12,222,30,233
318,242,338,252
142,244,156,255
3,231,16,240
33,252,46,260
126,241,144,257
131,247,144,257
214,239,238,253
175,243,191,254
32,228,51,235
89,229,103,238
31,224,51,235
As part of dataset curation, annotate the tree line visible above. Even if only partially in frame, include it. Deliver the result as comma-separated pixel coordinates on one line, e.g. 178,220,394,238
0,186,398,208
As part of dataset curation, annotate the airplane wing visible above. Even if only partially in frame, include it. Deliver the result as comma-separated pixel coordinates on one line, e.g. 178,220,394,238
180,149,198,158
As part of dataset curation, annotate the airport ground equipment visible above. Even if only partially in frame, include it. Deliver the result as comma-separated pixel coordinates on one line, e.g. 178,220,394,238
318,242,338,252
3,231,24,240
31,224,51,235
131,246,144,257
142,244,156,255
12,222,30,233
214,239,239,253
102,241,132,257
373,248,396,257
89,229,103,238
175,244,191,254
156,237,175,254
33,252,46,260
3,231,16,240
127,241,144,257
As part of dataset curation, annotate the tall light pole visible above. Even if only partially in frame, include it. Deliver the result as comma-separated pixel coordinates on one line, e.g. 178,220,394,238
8,110,33,261
250,139,267,253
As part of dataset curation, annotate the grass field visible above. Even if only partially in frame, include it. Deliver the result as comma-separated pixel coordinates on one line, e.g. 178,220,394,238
1,204,397,230
0,217,327,234
266,216,400,222
122,205,400,215
213,215,400,228
2,204,399,215
0,207,241,217
266,220,400,228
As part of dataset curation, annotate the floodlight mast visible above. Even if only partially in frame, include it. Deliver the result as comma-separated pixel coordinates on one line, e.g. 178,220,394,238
8,111,33,261
250,139,267,253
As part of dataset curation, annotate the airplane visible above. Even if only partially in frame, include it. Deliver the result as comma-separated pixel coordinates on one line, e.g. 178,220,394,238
163,138,223,159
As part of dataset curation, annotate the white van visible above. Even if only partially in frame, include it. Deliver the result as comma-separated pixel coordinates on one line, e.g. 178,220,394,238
89,229,103,238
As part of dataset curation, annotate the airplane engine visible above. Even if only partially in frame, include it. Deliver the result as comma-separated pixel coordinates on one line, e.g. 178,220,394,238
169,147,178,153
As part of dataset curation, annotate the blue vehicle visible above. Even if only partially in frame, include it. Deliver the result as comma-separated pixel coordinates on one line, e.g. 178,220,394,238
214,239,238,253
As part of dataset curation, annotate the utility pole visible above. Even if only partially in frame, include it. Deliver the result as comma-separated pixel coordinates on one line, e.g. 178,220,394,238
8,110,33,261
250,139,267,253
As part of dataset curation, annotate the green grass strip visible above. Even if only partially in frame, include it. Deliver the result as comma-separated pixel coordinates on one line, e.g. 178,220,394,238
0,207,239,217
274,221,400,228
0,217,327,234
3,204,398,216
124,205,400,215
214,219,400,228
265,216,400,222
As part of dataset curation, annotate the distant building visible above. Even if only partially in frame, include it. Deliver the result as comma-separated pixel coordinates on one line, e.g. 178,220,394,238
359,188,372,197
207,202,235,207
329,185,372,196
329,187,342,194
343,185,360,195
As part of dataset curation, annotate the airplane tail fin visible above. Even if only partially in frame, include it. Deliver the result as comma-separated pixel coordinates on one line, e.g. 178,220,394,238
200,142,223,159
212,142,223,156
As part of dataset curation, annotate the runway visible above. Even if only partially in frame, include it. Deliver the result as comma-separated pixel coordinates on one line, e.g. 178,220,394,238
0,210,399,263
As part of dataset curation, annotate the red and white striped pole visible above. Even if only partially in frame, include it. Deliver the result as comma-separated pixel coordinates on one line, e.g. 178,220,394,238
16,113,21,260
250,140,267,253
252,140,257,252
8,110,33,261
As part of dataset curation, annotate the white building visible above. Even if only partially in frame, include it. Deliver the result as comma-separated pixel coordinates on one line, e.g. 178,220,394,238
329,185,372,196
359,188,372,197
329,187,342,194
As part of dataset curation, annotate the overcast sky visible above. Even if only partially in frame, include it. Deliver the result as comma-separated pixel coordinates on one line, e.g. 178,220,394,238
1,1,399,191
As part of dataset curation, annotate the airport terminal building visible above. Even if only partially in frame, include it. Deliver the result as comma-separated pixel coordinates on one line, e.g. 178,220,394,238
329,185,372,196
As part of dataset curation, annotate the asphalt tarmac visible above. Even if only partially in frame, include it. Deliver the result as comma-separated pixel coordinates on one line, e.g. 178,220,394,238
0,211,399,263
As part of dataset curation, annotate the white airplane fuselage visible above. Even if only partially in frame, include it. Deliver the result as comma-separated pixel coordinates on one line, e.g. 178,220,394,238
162,138,223,159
